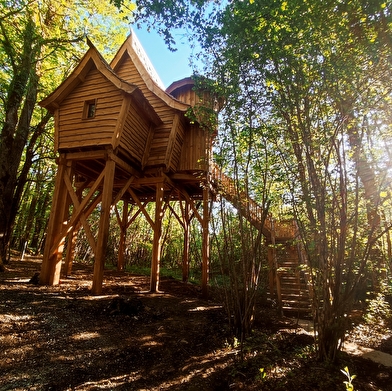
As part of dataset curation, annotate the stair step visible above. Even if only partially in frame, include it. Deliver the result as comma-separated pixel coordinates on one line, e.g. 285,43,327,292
280,287,305,292
282,308,312,315
281,292,310,298
282,300,312,308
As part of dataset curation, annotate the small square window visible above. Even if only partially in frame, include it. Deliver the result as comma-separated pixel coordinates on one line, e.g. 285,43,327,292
84,99,97,119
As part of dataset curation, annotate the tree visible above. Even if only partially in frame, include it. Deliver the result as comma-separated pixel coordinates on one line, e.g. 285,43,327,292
0,0,133,269
195,0,392,361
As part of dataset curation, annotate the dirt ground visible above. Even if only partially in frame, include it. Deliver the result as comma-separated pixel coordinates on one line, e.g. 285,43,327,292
1,256,392,391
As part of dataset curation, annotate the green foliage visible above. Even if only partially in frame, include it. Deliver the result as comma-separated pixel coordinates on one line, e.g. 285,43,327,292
257,367,266,381
3,0,392,369
113,0,216,50
0,0,136,265
211,198,269,343
364,292,391,325
190,0,392,362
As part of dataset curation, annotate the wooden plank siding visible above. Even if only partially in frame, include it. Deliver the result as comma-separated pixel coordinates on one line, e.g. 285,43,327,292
114,57,185,170
57,69,123,151
119,100,151,163
168,117,185,172
179,125,207,171
113,48,211,173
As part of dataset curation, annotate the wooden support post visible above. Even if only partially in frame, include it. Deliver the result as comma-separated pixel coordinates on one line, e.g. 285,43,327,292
40,158,71,285
201,186,210,298
64,186,83,276
91,158,116,295
64,225,78,276
150,182,164,293
182,201,191,283
117,200,128,271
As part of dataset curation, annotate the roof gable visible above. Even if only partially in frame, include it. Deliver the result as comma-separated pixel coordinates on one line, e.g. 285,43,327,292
111,31,190,112
40,43,138,113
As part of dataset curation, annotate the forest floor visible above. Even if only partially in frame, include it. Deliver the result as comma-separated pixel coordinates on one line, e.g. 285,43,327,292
1,255,392,391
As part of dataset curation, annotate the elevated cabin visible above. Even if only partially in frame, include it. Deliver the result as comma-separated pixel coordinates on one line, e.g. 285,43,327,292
39,32,218,295
38,32,305,312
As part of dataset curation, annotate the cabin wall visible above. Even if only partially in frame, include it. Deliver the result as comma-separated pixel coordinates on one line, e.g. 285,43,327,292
171,85,198,106
113,55,212,172
168,117,185,172
179,125,208,171
120,100,151,164
57,69,123,151
146,125,171,166
114,57,177,168
170,85,216,111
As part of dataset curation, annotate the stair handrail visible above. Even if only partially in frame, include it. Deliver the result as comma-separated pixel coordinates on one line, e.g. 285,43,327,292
210,163,298,239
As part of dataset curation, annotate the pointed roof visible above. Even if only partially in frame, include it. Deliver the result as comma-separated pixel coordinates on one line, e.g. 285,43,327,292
40,40,143,113
110,31,190,112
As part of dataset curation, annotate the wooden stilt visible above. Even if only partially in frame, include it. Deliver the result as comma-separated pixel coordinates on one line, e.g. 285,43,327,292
182,201,191,283
117,200,128,271
150,182,164,293
40,157,71,285
201,186,210,298
64,186,83,276
91,158,116,295
64,225,78,276
167,195,192,283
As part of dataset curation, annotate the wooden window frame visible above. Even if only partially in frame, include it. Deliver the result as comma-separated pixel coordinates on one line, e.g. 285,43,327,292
83,99,97,119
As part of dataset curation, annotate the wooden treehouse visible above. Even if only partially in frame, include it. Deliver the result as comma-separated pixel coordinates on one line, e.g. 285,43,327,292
39,32,311,313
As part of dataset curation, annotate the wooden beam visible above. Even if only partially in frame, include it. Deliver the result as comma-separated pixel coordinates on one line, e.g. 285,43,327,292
111,96,132,149
201,186,210,298
164,114,179,169
132,176,167,187
126,205,144,229
40,159,72,285
92,158,116,295
142,124,155,170
64,223,80,276
128,188,155,227
64,185,85,276
109,152,140,177
182,200,192,283
150,182,164,292
48,168,105,258
63,172,97,254
179,187,203,224
65,150,107,161
112,175,135,205
117,200,128,271
51,169,104,255
170,172,205,182
167,202,185,229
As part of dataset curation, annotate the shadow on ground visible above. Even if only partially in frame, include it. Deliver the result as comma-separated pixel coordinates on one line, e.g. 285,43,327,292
0,258,231,390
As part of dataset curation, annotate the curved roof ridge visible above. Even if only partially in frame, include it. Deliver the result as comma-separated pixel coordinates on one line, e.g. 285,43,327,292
110,31,191,112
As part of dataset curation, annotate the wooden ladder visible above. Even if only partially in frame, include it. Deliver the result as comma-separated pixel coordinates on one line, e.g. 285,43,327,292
210,164,312,317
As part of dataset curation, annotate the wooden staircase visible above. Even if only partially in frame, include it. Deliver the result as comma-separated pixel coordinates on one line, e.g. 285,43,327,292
210,165,312,317
274,241,312,317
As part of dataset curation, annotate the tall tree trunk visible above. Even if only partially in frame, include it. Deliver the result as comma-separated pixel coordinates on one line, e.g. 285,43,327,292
0,16,41,269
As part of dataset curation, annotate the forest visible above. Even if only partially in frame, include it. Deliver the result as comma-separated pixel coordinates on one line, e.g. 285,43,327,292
1,0,392,389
